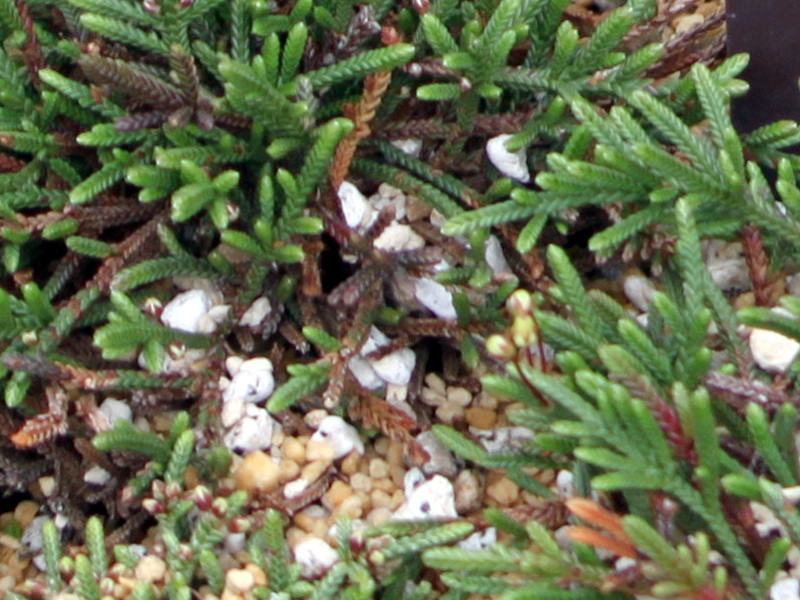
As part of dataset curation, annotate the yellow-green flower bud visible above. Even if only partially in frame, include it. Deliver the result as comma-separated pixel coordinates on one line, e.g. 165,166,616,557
506,289,533,317
510,315,537,348
486,334,516,360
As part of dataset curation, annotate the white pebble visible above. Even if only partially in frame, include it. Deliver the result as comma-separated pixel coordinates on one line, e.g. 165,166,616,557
371,348,416,386
221,396,246,428
623,274,656,313
770,577,800,600
239,297,272,327
22,516,48,554
370,184,407,222
294,537,340,578
223,358,275,404
556,470,575,498
223,406,276,453
338,181,374,231
750,308,800,373
705,240,749,292
284,478,311,499
390,138,422,157
373,223,425,252
83,466,111,486
393,475,458,521
99,397,132,425
404,467,426,497
484,235,512,276
415,431,457,477
347,356,384,390
310,416,365,458
414,278,457,320
475,426,535,454
486,134,530,183
160,289,214,333
457,528,497,551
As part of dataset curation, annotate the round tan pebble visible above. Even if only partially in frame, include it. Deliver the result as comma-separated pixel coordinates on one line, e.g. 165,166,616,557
366,507,392,527
373,437,390,456
446,386,472,407
135,555,167,583
436,401,465,424
225,568,255,594
245,563,268,586
38,476,56,497
421,387,446,407
333,495,364,519
339,450,361,476
14,500,39,527
454,470,483,514
350,472,372,493
301,460,329,484
486,476,520,506
234,451,280,494
325,481,353,507
391,489,405,509
370,489,393,509
425,372,447,395
371,477,395,493
220,590,244,600
465,406,497,430
368,458,390,480
305,440,335,463
474,392,498,410
271,430,285,447
279,459,301,483
281,438,306,463
294,510,329,538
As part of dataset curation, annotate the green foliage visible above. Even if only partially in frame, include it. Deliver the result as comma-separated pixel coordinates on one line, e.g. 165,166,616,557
4,1,800,599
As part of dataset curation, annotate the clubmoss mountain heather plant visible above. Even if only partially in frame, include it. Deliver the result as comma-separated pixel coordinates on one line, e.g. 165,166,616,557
3,0,800,599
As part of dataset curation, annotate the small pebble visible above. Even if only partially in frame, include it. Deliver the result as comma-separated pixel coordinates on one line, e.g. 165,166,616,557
239,297,271,328
369,458,390,480
371,348,416,386
161,289,215,334
454,470,483,514
770,577,800,600
435,401,465,425
294,537,340,578
486,476,520,506
415,431,457,477
394,474,457,520
301,460,328,484
750,308,800,373
486,134,531,183
350,472,373,493
234,451,280,494
458,528,497,551
338,181,374,231
414,278,457,320
135,556,167,583
373,223,425,252
623,272,656,313
310,416,365,459
465,407,497,430
225,568,255,594
446,386,473,407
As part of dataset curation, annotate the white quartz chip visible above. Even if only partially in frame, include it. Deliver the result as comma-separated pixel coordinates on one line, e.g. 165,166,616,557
749,308,800,373
393,474,458,521
415,431,457,477
310,415,365,459
293,537,340,579
414,278,457,320
486,134,530,183
770,577,800,600
371,348,416,386
223,405,276,453
223,357,275,404
373,223,425,252
160,289,214,333
338,181,373,231
458,527,497,551
239,297,272,328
